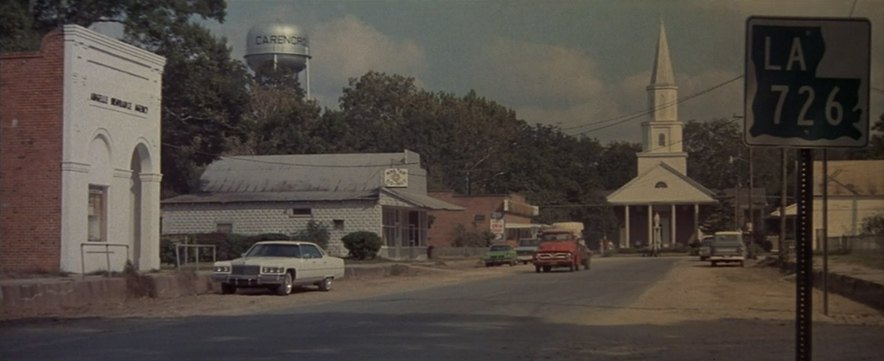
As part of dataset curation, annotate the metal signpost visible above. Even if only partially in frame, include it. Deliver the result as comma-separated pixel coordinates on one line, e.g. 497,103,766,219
745,16,870,361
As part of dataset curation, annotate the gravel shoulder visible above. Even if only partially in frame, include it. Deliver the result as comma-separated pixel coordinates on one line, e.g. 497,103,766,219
597,257,884,327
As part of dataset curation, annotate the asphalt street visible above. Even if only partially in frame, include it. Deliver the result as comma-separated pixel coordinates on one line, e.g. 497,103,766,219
1,257,882,361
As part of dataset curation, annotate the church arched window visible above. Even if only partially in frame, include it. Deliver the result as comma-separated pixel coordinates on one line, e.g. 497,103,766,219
658,133,666,147
655,181,668,188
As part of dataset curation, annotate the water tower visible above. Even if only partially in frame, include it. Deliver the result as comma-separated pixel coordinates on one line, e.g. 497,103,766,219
245,23,311,97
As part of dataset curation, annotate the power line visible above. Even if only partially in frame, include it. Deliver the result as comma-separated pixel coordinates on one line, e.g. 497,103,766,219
566,75,744,137
162,142,424,169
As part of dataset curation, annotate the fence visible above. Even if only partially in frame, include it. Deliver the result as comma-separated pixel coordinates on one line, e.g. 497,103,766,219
175,243,217,272
826,234,882,252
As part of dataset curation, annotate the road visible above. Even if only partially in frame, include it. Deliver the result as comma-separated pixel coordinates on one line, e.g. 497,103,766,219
1,257,882,360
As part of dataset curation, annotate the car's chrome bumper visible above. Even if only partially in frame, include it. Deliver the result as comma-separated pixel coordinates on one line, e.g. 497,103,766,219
212,274,286,286
532,260,574,267
708,255,745,261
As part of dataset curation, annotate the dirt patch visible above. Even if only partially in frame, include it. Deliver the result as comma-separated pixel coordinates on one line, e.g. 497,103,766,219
1,262,502,321
594,259,884,326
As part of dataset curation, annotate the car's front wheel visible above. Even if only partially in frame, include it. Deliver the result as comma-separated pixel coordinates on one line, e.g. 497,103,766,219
276,272,293,296
318,277,333,292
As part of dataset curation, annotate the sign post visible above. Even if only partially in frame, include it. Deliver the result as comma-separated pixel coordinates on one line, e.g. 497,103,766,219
745,16,870,361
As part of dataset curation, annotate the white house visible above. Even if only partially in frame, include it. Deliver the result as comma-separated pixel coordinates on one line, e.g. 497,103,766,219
772,160,884,249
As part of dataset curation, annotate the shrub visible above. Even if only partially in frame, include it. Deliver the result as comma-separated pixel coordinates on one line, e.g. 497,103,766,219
293,220,330,250
449,224,495,247
342,231,383,260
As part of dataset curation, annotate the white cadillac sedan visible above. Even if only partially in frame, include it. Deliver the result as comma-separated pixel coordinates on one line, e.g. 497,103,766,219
212,241,345,295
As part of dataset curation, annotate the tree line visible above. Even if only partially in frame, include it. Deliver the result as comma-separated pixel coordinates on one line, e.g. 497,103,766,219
3,1,882,244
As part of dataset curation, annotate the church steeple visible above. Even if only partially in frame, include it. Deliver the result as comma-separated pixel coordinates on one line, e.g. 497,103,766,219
650,21,675,86
638,20,687,175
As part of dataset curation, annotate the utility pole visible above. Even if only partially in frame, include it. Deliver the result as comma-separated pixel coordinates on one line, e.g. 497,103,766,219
779,148,788,262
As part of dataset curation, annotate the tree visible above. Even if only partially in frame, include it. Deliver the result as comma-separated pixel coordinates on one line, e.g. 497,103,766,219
597,141,640,191
683,118,744,190
850,113,884,160
0,0,40,51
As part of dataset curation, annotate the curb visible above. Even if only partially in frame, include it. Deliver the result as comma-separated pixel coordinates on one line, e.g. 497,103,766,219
814,270,884,310
780,261,884,311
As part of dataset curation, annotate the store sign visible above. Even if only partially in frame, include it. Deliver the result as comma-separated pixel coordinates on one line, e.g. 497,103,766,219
90,92,149,114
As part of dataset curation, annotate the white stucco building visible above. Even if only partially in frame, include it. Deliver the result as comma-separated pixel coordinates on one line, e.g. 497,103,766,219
606,22,718,249
161,150,463,259
0,25,165,273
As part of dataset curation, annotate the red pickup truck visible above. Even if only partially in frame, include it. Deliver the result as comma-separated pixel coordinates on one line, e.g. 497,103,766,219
532,227,591,273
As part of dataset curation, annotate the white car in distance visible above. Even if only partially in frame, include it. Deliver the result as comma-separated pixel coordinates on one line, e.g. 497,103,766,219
212,241,345,295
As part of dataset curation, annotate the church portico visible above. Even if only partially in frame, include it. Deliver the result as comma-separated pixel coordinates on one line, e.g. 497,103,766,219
616,203,704,249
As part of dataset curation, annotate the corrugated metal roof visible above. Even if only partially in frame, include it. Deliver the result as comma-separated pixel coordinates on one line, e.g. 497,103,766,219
162,191,377,205
815,160,884,196
199,152,424,193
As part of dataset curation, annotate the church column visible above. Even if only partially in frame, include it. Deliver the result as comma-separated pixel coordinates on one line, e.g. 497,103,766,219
624,205,630,248
671,204,677,246
694,204,700,240
140,173,162,271
647,204,653,249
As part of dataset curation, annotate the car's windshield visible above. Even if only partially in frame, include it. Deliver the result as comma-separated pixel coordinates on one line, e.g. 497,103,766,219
542,233,573,241
245,244,301,258
489,245,510,252
518,239,540,247
714,234,742,245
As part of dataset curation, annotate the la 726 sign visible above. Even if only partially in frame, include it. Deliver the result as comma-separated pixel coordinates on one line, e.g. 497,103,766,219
745,17,870,148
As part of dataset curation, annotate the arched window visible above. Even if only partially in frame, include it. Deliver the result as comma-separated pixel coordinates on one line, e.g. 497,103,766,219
655,181,668,188
658,133,666,147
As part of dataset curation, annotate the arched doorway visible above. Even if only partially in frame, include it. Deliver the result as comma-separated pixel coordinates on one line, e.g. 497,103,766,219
130,144,152,269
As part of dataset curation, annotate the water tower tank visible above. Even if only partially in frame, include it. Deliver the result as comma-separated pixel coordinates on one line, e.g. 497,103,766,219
245,23,310,73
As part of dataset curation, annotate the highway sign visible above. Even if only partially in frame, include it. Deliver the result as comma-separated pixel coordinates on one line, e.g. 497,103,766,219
745,17,870,148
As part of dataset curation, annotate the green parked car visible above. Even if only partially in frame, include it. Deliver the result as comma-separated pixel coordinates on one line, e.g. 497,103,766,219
484,244,518,267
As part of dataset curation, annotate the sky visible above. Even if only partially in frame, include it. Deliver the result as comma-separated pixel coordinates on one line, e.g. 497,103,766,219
197,0,884,143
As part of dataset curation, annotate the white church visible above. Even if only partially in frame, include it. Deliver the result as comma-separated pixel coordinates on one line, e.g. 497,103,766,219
607,22,718,249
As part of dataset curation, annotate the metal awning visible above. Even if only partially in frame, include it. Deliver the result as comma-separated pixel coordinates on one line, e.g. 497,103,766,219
505,222,544,229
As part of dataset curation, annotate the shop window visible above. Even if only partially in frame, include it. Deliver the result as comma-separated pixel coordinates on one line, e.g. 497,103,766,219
88,186,107,242
290,208,311,217
216,223,233,234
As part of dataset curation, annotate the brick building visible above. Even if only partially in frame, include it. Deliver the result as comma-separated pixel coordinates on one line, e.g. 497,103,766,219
161,151,463,259
427,192,541,248
0,26,165,273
